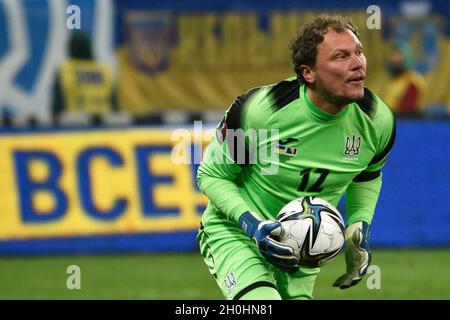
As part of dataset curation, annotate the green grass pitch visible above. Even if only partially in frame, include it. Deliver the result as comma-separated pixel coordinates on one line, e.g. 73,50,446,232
0,249,448,299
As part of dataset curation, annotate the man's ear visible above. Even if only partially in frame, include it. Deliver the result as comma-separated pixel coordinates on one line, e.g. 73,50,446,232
300,65,315,84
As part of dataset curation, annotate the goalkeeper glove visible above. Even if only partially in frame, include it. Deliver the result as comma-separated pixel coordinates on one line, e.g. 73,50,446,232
333,221,372,289
238,211,299,273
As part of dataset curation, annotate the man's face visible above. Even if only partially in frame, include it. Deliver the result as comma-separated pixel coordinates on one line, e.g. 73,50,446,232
311,28,366,104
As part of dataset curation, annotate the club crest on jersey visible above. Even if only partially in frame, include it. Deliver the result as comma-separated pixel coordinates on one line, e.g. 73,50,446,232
344,135,362,159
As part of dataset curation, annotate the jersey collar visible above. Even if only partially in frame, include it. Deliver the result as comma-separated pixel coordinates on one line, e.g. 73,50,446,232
302,84,349,121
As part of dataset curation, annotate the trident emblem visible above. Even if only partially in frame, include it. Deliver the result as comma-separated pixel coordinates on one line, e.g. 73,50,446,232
344,135,362,156
224,272,237,293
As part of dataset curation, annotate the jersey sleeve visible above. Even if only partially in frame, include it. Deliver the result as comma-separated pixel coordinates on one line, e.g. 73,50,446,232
345,96,396,226
196,88,266,223
345,175,382,226
365,99,396,174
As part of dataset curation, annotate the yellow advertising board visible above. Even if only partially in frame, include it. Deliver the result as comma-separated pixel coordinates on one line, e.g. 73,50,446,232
0,127,214,240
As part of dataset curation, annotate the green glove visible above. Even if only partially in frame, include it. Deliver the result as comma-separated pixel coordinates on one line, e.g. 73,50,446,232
333,221,371,289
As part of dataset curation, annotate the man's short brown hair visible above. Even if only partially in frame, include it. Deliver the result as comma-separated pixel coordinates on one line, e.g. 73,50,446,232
289,15,360,82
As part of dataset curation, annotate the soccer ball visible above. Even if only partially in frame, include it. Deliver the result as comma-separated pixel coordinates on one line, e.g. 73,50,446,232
276,196,346,268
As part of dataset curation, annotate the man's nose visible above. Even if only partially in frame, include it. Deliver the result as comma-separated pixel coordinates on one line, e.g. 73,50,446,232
350,54,365,70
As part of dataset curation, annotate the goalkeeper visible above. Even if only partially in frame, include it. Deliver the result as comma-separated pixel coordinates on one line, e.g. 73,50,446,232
196,15,395,300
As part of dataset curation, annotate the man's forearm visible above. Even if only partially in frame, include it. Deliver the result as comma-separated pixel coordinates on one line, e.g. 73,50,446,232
198,175,250,223
345,175,382,227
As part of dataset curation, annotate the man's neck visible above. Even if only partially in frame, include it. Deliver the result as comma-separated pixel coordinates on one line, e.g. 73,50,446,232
306,87,348,115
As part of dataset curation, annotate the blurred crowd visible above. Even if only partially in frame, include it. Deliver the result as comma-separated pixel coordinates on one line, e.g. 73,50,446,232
0,3,448,129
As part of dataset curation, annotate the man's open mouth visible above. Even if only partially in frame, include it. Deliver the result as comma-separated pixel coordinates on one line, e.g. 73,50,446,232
347,75,365,84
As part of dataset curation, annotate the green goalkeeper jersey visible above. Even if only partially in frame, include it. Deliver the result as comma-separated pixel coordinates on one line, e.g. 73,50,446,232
197,76,396,228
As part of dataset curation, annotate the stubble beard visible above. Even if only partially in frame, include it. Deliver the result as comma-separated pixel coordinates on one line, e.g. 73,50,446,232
321,85,364,108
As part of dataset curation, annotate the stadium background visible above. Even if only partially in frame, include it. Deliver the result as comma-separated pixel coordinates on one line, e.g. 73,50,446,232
0,0,448,299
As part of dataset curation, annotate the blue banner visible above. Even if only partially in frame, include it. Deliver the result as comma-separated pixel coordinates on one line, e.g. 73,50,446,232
369,120,450,247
